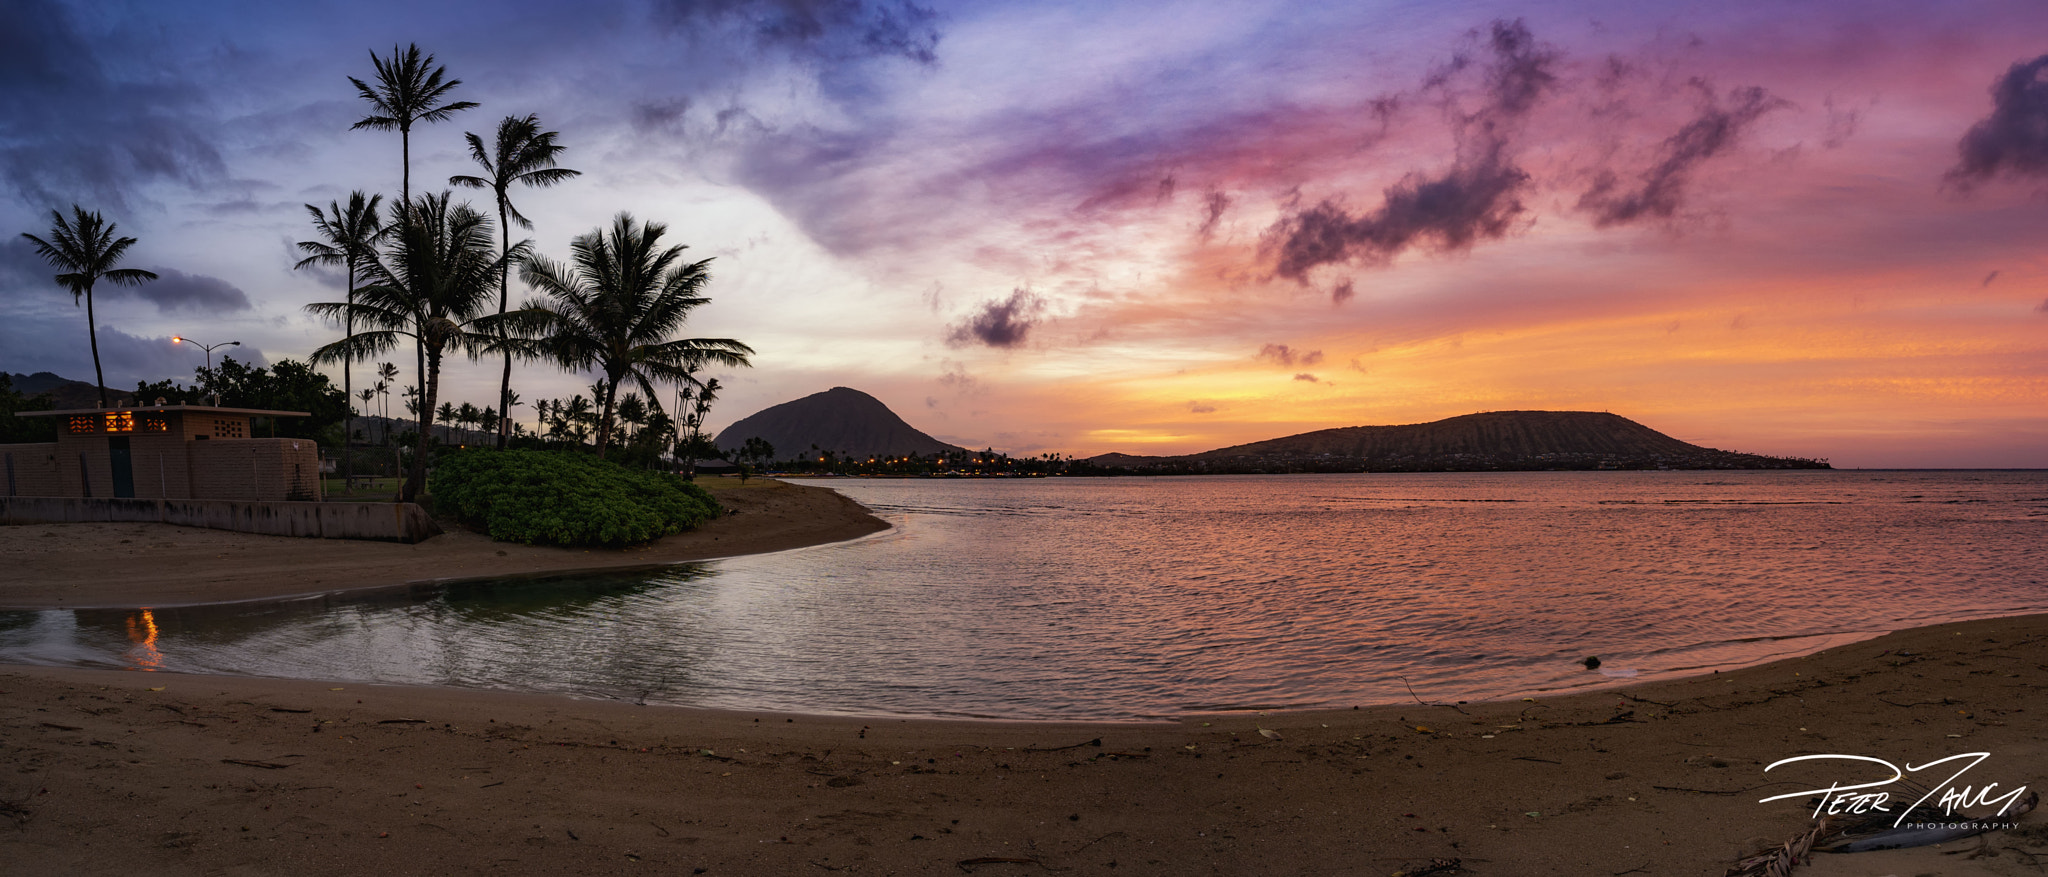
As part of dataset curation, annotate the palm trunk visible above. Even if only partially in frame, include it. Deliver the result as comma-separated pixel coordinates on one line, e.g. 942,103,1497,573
342,263,355,494
400,127,411,213
407,344,441,504
401,337,426,502
595,379,619,460
495,200,512,451
85,283,107,408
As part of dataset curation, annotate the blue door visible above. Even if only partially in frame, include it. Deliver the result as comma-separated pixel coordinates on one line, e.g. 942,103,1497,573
109,437,135,498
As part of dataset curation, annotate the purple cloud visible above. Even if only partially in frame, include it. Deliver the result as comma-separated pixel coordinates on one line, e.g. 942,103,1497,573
1578,82,1787,227
947,288,1045,348
1948,54,2048,186
1256,343,1323,367
1263,20,1557,282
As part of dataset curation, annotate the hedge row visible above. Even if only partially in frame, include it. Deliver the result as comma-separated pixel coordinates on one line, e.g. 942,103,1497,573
431,449,721,546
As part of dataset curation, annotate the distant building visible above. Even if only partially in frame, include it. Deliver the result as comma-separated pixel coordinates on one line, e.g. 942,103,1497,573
4,405,321,502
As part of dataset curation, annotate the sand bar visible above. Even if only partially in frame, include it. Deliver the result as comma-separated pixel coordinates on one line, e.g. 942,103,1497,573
3,481,2046,874
0,477,887,610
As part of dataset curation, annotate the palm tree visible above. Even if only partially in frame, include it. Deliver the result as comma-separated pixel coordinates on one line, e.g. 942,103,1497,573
376,362,399,436
370,380,390,443
294,191,385,491
356,386,377,442
451,114,581,450
617,392,647,444
559,394,593,446
501,390,522,443
349,45,477,213
455,401,480,443
20,206,158,407
305,194,530,502
438,401,459,442
522,214,753,458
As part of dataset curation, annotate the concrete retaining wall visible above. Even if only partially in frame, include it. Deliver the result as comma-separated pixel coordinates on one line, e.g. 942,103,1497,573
0,497,442,543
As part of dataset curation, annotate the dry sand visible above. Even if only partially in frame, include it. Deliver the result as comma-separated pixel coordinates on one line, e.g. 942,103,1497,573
3,480,2045,875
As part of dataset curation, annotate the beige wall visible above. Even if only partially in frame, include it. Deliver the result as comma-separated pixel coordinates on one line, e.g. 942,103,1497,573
5,433,320,502
189,437,322,501
0,443,61,497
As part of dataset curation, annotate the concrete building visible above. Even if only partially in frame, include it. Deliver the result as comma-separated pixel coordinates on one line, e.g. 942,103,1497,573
3,405,320,502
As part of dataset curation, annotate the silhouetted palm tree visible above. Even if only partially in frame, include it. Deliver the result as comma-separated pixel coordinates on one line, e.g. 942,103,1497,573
375,362,399,433
455,401,480,443
295,191,386,489
20,206,158,408
522,214,753,458
357,386,376,439
306,194,531,502
451,114,581,449
349,44,477,212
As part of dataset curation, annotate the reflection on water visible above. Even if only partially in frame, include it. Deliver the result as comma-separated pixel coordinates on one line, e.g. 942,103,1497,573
123,608,161,671
2,471,2044,721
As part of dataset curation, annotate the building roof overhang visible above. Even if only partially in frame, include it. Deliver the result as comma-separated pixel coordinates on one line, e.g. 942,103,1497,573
14,405,311,418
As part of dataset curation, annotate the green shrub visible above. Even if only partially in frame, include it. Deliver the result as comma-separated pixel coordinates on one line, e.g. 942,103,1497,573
431,449,721,546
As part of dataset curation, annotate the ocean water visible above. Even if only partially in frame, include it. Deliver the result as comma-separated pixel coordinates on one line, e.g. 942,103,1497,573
1,471,2042,721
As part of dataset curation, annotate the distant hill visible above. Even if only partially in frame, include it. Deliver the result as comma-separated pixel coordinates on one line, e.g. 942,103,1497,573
1087,411,1827,472
714,387,966,461
6,372,107,409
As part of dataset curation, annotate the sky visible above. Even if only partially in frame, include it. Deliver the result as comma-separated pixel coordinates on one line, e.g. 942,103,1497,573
2,0,2045,468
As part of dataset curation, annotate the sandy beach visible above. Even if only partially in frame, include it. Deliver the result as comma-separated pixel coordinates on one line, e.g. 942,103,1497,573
3,481,2045,875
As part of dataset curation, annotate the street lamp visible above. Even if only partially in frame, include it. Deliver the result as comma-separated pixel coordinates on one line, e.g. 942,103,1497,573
171,336,240,371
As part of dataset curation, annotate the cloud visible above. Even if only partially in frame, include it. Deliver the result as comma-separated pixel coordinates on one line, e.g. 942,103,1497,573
0,318,267,388
1348,358,1368,374
1187,400,1217,414
1947,54,2048,187
0,0,226,211
1256,343,1323,367
632,97,693,134
1293,372,1319,383
937,359,980,393
123,268,253,313
6,238,249,313
1262,20,1557,282
649,0,941,65
1196,189,1231,239
1982,269,2001,288
1330,279,1355,304
1578,82,1787,227
947,288,1045,348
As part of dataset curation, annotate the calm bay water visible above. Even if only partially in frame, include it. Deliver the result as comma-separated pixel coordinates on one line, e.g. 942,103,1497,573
2,471,2043,721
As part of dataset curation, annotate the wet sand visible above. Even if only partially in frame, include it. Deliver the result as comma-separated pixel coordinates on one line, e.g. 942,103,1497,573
3,482,2045,875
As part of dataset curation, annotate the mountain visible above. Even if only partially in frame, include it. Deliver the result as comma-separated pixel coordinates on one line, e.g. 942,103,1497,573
6,372,107,410
1087,411,1827,472
714,387,966,461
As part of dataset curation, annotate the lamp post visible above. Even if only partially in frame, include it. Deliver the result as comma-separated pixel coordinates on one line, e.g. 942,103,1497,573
171,336,240,371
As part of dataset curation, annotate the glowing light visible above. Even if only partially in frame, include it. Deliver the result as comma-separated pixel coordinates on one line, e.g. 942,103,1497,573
124,608,162,672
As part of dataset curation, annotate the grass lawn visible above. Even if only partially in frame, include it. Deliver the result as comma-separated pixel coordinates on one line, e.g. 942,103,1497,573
320,476,404,502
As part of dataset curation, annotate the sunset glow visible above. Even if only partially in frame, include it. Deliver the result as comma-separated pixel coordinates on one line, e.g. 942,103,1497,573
2,0,2044,466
